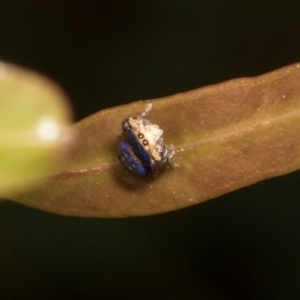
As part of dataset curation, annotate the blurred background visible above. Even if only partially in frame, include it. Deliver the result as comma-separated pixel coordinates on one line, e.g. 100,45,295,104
0,1,300,299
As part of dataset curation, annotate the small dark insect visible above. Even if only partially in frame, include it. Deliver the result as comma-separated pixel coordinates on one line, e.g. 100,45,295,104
118,104,175,177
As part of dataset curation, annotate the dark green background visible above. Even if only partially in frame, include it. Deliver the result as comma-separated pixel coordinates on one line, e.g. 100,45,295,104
1,1,300,299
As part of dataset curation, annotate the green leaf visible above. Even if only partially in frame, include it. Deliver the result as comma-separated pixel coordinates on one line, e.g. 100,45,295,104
0,62,72,195
11,63,300,217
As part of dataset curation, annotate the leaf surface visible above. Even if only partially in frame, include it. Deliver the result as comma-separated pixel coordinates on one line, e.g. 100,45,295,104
0,62,72,195
12,63,300,217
